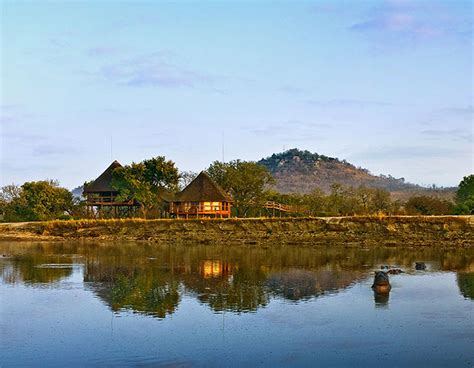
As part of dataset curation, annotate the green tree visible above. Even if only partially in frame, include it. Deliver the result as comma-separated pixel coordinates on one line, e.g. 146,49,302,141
1,181,74,221
305,188,327,216
405,195,454,215
326,183,363,216
0,184,23,221
325,184,394,216
112,156,179,218
142,157,180,192
207,160,274,217
454,175,474,214
206,161,231,189
370,188,392,214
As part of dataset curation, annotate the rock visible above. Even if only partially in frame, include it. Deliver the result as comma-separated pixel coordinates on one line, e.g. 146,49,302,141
415,262,426,270
387,268,403,274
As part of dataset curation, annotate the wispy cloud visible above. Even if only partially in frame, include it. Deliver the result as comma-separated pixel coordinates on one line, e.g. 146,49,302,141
437,106,474,117
247,120,331,141
94,52,215,88
0,105,38,126
421,128,472,143
32,143,81,157
306,99,393,108
349,0,471,48
351,145,466,161
49,37,69,49
87,46,125,57
418,105,474,127
279,85,308,95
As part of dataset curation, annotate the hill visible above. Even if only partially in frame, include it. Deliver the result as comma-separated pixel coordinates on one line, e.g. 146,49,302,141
258,149,456,200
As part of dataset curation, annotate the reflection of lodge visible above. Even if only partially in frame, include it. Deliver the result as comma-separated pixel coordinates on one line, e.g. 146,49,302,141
83,161,139,217
170,172,232,218
7,244,472,319
201,260,235,279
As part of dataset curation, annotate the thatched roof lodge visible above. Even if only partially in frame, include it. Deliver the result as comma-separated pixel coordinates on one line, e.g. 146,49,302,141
170,172,232,218
83,160,134,207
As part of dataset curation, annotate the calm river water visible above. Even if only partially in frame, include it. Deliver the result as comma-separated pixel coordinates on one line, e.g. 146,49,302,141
1,242,473,367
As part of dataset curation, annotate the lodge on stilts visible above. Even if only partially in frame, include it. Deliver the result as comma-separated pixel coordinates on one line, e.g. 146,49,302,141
169,172,232,218
83,160,138,217
83,161,295,219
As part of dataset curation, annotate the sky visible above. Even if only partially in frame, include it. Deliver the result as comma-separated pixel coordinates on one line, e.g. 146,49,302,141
1,0,472,189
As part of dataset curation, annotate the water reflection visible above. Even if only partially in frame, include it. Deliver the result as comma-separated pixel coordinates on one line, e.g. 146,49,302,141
457,273,474,299
1,242,473,318
1,254,74,284
373,289,390,307
267,269,360,301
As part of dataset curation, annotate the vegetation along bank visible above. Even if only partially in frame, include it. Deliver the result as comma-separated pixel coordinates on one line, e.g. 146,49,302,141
0,216,472,247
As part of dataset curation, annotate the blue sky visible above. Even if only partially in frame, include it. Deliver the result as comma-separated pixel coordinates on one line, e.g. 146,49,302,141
1,0,472,189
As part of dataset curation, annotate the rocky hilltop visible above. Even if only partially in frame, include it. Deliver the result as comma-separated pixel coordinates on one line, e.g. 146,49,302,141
258,149,455,200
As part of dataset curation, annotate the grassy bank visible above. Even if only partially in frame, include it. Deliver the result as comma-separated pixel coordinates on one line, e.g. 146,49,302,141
0,216,472,247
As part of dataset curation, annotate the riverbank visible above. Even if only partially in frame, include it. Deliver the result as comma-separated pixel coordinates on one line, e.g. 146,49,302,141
0,216,472,247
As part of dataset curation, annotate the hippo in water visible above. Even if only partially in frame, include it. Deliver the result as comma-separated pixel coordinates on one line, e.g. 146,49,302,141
372,271,391,293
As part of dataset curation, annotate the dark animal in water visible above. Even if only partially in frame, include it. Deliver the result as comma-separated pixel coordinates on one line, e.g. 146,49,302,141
372,271,391,293
381,265,404,274
415,262,426,270
387,268,403,275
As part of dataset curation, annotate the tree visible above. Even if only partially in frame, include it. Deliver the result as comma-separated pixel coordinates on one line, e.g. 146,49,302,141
1,181,75,222
356,186,392,214
112,156,179,218
405,195,454,215
370,188,392,214
326,183,362,216
178,171,198,190
455,175,474,214
305,188,327,216
0,184,21,203
207,160,274,217
325,184,394,216
142,157,180,192
206,161,231,190
0,184,22,221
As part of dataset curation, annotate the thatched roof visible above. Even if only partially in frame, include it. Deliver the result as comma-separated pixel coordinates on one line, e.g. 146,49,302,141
175,172,232,202
156,187,175,202
83,160,122,193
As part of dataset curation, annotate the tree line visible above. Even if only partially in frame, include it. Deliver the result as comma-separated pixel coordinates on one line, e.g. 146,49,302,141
0,156,473,221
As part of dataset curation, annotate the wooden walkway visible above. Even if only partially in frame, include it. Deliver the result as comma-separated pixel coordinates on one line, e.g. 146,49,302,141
262,201,309,215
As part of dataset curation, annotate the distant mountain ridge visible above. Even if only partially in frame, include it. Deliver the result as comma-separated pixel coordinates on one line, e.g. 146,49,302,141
258,149,455,199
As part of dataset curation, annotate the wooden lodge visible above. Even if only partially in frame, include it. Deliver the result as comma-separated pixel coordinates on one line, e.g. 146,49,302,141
170,172,232,218
83,160,137,216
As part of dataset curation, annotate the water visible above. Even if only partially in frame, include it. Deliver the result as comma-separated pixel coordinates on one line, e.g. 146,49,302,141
1,242,473,367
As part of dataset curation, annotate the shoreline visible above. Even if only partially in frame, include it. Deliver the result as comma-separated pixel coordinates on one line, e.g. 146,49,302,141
0,216,472,247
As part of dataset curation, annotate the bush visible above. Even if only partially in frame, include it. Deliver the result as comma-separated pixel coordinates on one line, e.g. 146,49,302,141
405,195,454,215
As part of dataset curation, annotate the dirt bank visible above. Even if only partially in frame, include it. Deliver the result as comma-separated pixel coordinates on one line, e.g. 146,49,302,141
0,216,472,247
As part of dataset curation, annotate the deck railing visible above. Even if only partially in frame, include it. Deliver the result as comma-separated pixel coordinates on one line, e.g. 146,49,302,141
86,196,134,206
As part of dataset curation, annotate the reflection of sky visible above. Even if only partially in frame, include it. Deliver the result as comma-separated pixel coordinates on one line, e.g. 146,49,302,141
1,1,472,188
1,267,473,366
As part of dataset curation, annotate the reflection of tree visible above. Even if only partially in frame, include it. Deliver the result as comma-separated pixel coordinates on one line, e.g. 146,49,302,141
457,273,474,300
109,274,180,318
2,241,473,319
85,262,181,318
1,254,73,284
183,264,269,313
